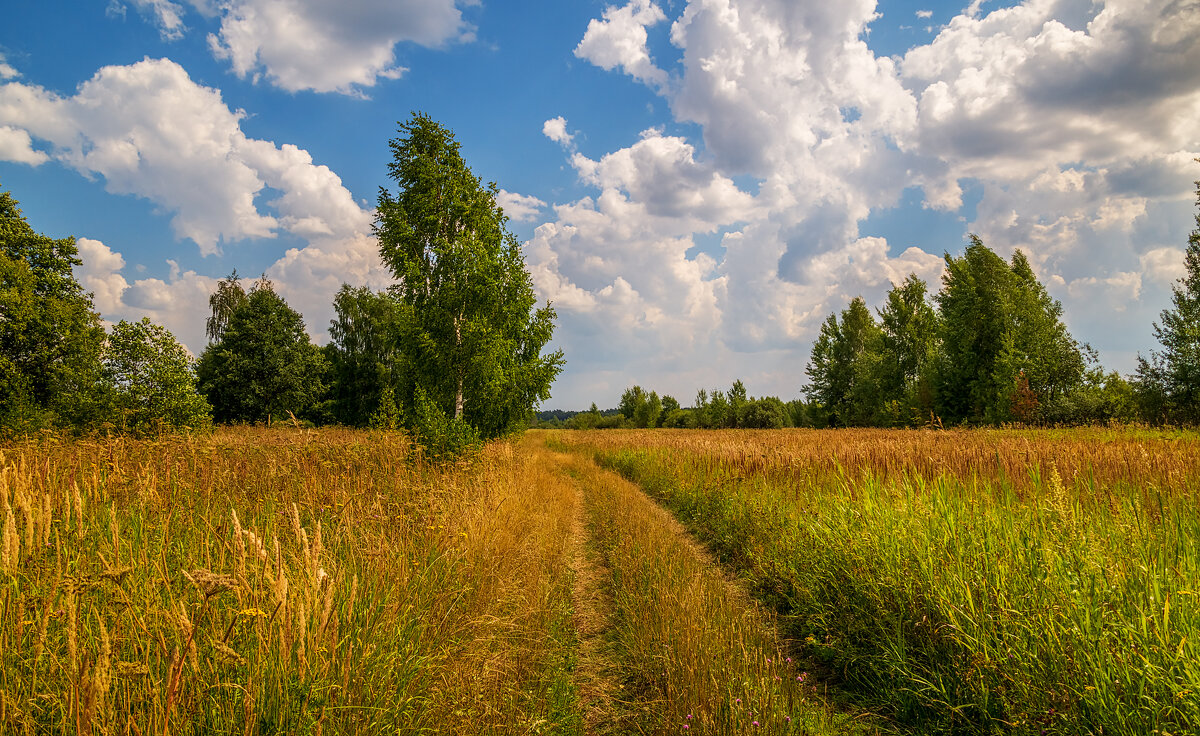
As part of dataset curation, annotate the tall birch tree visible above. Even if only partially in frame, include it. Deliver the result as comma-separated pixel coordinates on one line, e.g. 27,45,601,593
374,113,564,441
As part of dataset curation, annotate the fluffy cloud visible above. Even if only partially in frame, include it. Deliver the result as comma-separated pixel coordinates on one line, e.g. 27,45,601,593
496,189,546,223
2,58,391,355
575,0,670,91
542,116,574,147
0,58,371,254
125,0,189,40
203,0,470,93
533,0,1200,406
0,126,48,165
0,55,18,80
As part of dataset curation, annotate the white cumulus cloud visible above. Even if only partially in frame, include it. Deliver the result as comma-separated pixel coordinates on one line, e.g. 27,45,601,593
531,0,1200,406
575,0,670,91
543,116,574,146
496,189,546,223
4,58,394,356
203,0,471,93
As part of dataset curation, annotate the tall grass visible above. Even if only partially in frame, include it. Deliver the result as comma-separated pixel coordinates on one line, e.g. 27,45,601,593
550,428,1200,735
545,445,868,735
0,427,581,734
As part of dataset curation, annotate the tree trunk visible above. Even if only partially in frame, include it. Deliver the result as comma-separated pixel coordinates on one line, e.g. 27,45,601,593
454,315,464,420
455,375,464,420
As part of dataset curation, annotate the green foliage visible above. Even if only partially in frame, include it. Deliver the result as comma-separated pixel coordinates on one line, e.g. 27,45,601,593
102,318,212,434
0,187,105,431
805,297,883,426
1041,367,1138,426
874,275,939,425
936,238,1085,424
1136,180,1200,423
369,385,403,430
739,397,786,429
375,113,564,452
409,384,482,463
658,394,680,427
196,281,328,424
618,385,662,428
327,285,404,426
205,270,247,343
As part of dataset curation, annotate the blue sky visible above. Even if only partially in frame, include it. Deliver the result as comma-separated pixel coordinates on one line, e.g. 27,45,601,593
1,0,1197,409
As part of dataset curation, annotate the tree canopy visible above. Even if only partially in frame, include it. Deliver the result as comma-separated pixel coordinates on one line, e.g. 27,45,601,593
0,188,105,430
374,112,564,444
103,317,211,434
1136,180,1200,423
196,281,327,424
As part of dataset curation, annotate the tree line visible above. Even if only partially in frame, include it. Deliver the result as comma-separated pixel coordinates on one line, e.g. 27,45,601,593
0,113,564,457
545,181,1200,430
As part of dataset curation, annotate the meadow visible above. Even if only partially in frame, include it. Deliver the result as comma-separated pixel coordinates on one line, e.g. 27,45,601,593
552,427,1200,735
0,425,1195,735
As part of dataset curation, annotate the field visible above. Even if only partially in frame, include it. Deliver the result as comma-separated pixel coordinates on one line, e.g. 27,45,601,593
0,426,1196,735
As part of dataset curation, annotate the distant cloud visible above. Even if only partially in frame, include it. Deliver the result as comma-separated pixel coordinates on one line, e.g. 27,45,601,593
0,53,18,79
0,126,48,166
204,0,472,94
542,116,574,146
1,58,393,352
916,9,933,18
575,0,669,91
133,0,188,40
530,0,1200,406
496,189,546,223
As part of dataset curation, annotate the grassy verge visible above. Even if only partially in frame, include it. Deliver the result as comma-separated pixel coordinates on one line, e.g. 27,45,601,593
0,427,583,734
549,428,1200,735
549,445,870,735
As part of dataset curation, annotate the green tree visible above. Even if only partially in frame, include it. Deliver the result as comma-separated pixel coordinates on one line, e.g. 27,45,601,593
618,385,662,428
375,113,564,446
741,396,786,429
658,394,680,427
102,318,211,434
196,281,327,424
205,269,247,343
0,187,105,430
875,275,939,425
936,237,1084,424
326,285,403,426
1136,181,1200,423
804,296,882,426
728,379,748,428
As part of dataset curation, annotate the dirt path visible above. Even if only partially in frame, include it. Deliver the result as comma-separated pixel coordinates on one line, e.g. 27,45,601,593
562,455,626,734
531,439,867,735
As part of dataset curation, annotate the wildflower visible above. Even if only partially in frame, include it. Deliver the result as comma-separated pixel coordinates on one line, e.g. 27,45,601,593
683,726,689,731
735,698,741,704
686,714,692,720
752,721,760,727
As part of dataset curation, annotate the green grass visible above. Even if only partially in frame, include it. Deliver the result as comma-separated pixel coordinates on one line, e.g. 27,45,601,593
592,444,1200,735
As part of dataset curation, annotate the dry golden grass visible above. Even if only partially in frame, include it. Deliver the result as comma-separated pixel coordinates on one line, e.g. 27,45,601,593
550,426,1200,505
0,427,581,734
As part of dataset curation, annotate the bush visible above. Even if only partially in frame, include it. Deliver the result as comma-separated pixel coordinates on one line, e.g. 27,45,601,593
410,386,482,463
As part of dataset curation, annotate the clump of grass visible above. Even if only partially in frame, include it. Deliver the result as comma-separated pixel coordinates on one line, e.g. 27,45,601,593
557,428,1200,735
0,427,583,734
